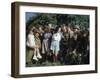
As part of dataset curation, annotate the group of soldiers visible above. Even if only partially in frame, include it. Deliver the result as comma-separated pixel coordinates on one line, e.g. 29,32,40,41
26,23,89,66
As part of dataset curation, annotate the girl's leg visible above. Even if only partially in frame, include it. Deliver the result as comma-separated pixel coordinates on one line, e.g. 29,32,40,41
55,41,59,62
53,53,56,62
33,48,38,61
55,51,58,62
37,48,42,59
51,49,55,62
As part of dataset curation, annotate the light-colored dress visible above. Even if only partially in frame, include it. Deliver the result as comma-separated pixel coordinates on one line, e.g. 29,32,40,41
50,32,61,53
34,36,42,59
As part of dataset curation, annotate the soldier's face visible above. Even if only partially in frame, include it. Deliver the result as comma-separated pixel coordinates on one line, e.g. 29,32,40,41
83,33,87,37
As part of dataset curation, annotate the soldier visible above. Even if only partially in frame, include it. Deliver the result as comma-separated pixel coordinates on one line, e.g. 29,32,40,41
79,30,89,64
60,25,69,64
66,25,81,65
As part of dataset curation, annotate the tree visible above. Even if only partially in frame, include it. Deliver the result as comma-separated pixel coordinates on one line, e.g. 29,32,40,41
26,13,89,29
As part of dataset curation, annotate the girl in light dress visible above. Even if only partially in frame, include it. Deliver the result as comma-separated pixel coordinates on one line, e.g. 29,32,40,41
50,27,62,63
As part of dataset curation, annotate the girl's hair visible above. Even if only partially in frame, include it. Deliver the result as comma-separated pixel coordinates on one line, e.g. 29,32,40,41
54,27,59,33
55,27,60,33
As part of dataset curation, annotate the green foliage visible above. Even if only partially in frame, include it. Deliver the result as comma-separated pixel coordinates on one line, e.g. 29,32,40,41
26,13,89,29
